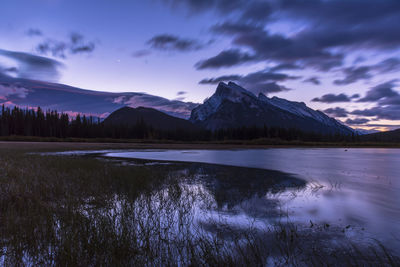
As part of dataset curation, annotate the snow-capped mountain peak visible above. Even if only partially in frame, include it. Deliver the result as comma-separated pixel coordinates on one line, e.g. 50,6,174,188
257,92,269,102
215,82,257,100
190,81,355,134
262,95,322,120
257,94,352,131
191,82,257,121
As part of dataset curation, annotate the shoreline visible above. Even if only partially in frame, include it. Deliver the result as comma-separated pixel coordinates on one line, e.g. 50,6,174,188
0,140,399,152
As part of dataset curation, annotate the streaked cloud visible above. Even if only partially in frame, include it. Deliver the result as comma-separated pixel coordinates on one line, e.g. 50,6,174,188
312,93,358,103
323,107,348,118
147,34,207,52
26,28,43,37
345,118,370,125
303,77,321,85
35,32,96,59
200,69,298,94
195,49,254,69
0,83,30,99
0,49,63,81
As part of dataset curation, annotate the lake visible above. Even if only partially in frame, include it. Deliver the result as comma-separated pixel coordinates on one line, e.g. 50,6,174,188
101,148,400,252
44,147,400,261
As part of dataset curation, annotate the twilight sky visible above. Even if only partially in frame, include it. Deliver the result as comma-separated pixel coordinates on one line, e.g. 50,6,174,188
1,0,400,130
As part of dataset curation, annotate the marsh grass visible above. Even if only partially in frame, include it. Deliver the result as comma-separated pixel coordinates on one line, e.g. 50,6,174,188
0,147,398,266
2,135,400,148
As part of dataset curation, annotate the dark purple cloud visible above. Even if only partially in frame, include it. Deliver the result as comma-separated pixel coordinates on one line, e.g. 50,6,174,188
176,91,187,96
147,34,206,52
0,49,63,81
280,0,400,23
132,50,152,58
36,40,67,58
200,22,345,71
0,66,18,75
303,77,321,85
357,80,398,102
240,1,273,22
351,106,400,120
195,49,254,69
349,80,400,120
180,0,400,75
312,93,354,103
323,107,348,118
35,32,96,58
250,82,291,94
345,118,370,125
211,22,264,35
199,70,298,85
374,58,400,73
241,71,300,84
280,1,400,52
199,75,242,85
333,66,372,85
270,63,303,72
199,69,296,94
333,58,400,86
26,28,43,37
165,0,400,28
160,0,246,14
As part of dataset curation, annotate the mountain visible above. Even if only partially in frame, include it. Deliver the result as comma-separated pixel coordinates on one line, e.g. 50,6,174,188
360,128,400,142
354,128,380,135
104,106,200,131
190,82,354,135
0,73,197,119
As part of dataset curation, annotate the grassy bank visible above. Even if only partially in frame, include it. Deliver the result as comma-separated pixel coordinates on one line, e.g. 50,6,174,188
0,135,400,149
0,144,398,266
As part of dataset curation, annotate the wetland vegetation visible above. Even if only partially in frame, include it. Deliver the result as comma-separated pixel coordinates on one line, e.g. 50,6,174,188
0,143,398,266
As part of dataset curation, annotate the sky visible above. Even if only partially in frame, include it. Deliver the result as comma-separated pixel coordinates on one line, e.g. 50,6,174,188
1,0,400,131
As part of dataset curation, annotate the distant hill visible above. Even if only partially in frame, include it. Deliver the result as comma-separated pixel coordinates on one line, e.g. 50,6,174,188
104,106,200,131
190,82,354,135
360,129,400,142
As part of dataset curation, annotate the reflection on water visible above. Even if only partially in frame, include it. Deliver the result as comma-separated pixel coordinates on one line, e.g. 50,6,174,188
30,148,400,264
0,153,320,265
101,148,400,253
184,163,305,208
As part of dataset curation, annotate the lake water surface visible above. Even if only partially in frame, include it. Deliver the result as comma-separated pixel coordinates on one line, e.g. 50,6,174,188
103,148,400,253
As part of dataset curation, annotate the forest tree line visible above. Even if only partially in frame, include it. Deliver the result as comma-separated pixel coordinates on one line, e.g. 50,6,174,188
0,105,359,142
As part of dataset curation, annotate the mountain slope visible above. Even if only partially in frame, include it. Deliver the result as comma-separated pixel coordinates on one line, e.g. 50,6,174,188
354,128,380,135
0,73,197,119
190,82,354,134
104,106,200,131
360,128,400,142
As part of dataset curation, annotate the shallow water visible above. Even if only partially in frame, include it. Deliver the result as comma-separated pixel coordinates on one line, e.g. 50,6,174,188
102,148,400,252
6,147,397,265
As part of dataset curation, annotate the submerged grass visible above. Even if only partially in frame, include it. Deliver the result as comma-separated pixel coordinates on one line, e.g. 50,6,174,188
0,144,398,266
